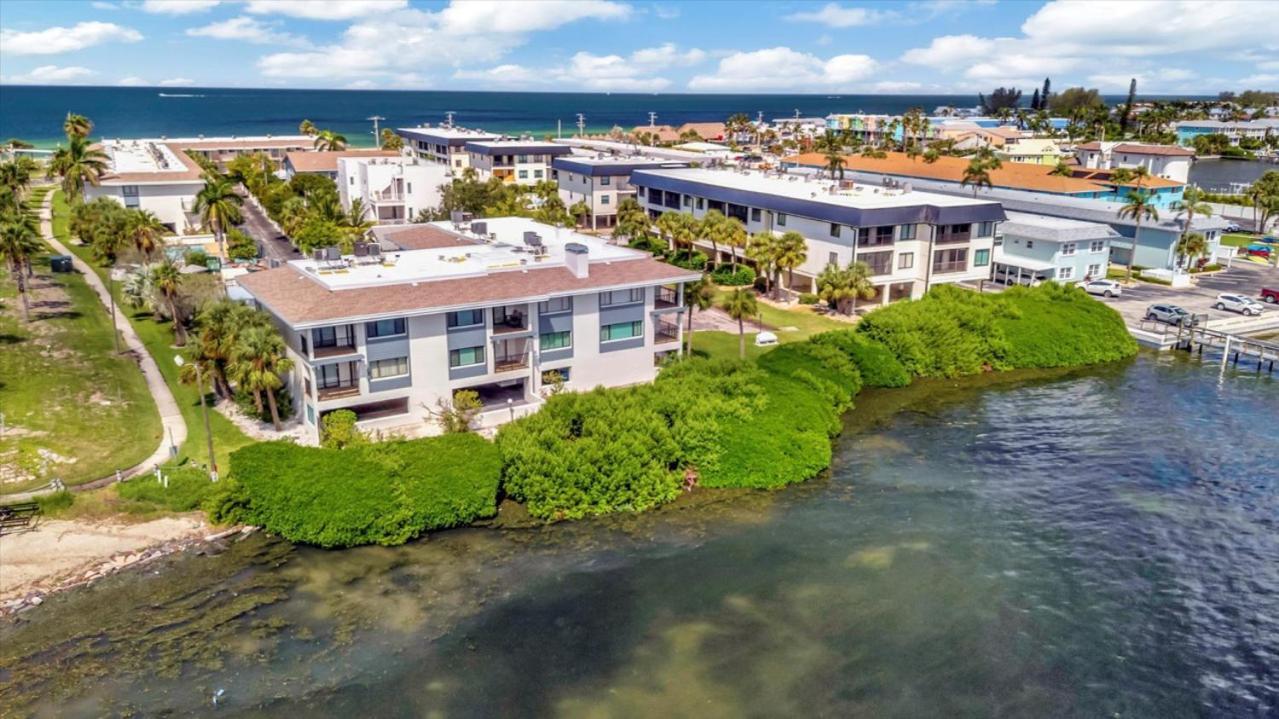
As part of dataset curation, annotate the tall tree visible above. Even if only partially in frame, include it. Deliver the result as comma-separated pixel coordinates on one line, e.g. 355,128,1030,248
816,261,876,315
1119,78,1138,137
979,87,1023,114
746,230,779,297
63,113,93,139
698,209,729,265
1171,186,1212,265
313,129,348,151
150,259,188,346
298,119,317,137
194,174,243,258
961,148,1002,196
1040,77,1052,109
48,134,108,203
719,287,758,359
0,218,41,322
380,128,404,151
1117,189,1159,282
1030,88,1041,112
774,230,808,297
682,275,715,355
126,208,167,262
1174,232,1207,271
723,216,747,271
230,324,294,430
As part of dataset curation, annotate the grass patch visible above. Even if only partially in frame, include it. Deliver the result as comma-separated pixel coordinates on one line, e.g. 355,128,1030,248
52,190,254,473
1220,233,1262,248
0,194,160,493
713,286,851,342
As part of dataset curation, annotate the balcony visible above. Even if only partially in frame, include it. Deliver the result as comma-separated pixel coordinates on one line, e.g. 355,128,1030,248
932,260,969,274
654,321,680,344
935,230,972,245
655,286,679,308
317,383,360,401
371,186,404,203
493,352,530,372
491,306,529,334
312,342,358,359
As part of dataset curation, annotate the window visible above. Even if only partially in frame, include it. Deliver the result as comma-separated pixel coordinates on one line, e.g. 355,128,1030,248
1090,240,1106,252
861,250,893,276
1025,240,1035,250
122,185,139,197
696,197,704,210
306,405,315,425
540,331,571,350
1087,263,1102,277
828,251,839,266
899,224,917,240
830,223,841,238
534,170,544,179
449,346,485,368
349,177,355,186
751,208,762,222
600,320,643,342
776,213,787,226
977,221,996,237
366,318,406,339
857,227,870,245
684,195,693,207
517,154,529,163
539,296,573,313
1061,242,1076,256
601,194,610,205
518,170,529,179
974,248,990,266
932,248,968,273
1057,266,1074,280
599,288,645,306
313,325,353,348
446,309,483,328
898,252,914,269
636,187,646,200
601,176,611,186
369,357,409,380
407,182,412,193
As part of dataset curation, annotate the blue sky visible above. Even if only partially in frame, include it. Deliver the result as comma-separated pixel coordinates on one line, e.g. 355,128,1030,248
1,1,1276,94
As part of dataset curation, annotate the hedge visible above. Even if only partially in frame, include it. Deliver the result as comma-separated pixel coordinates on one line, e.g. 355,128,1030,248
229,434,500,547
711,264,757,286
996,284,1137,368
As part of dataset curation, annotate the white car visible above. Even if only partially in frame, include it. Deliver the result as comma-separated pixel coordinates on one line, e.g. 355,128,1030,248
754,331,779,346
1214,293,1265,316
1079,279,1123,298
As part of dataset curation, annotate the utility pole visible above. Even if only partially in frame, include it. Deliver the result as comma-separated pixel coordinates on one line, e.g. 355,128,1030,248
367,115,385,147
649,111,658,128
445,111,455,128
174,355,217,481
576,113,586,137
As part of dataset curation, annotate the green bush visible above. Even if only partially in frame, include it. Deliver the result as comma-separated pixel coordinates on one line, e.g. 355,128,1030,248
809,331,911,388
669,249,710,271
711,264,757,286
997,284,1137,368
184,249,210,268
797,292,819,305
226,228,258,261
117,466,218,513
230,434,501,547
320,409,366,449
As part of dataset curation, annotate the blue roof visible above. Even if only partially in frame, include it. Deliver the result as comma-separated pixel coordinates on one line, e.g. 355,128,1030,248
552,157,689,177
395,128,498,147
464,142,573,157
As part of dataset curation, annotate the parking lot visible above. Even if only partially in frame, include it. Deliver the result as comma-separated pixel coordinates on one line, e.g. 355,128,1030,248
1099,261,1278,326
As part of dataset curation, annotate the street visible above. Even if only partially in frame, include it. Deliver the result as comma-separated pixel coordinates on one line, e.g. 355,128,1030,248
235,187,300,263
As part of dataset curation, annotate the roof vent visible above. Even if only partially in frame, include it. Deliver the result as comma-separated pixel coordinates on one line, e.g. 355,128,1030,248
564,242,589,278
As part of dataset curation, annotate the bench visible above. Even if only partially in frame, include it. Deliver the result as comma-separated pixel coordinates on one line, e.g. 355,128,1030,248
0,501,41,536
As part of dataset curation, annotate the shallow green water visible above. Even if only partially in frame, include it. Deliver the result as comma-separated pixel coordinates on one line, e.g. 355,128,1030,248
1,353,1275,717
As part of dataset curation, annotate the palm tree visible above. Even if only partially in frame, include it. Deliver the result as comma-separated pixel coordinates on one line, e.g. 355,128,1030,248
569,200,591,228
229,325,294,430
698,209,728,266
614,197,653,247
126,208,167,262
380,128,403,151
150,259,188,346
298,119,317,137
0,219,40,322
656,210,697,255
719,287,758,359
1049,161,1073,177
1117,189,1159,282
194,174,243,257
774,230,807,298
1174,232,1208,271
824,147,847,180
0,157,39,201
683,275,715,354
313,129,348,151
723,216,746,271
746,231,779,297
63,113,93,139
1171,186,1212,268
817,261,876,315
961,149,1001,197
48,134,108,203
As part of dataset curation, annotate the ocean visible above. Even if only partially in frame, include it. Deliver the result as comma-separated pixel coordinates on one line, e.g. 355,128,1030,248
0,85,1208,149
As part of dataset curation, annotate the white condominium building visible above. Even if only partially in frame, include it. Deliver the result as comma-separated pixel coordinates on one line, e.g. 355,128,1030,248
237,217,698,441
464,140,573,185
1073,141,1195,184
630,167,1007,303
83,139,206,233
337,155,450,225
552,155,688,230
396,126,499,170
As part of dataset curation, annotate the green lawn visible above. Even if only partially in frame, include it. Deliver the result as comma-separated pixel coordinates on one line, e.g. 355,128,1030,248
686,329,776,363
1221,233,1260,248
52,191,255,474
0,190,160,493
711,287,851,344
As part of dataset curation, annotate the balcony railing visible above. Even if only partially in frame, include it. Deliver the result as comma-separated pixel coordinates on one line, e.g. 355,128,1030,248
935,231,972,244
312,342,358,359
371,188,404,202
655,286,678,308
493,353,530,372
654,322,680,344
317,383,360,401
932,261,969,274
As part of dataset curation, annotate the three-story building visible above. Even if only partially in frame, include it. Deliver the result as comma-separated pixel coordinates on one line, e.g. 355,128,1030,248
464,141,573,185
237,217,697,440
396,126,499,170
552,155,688,230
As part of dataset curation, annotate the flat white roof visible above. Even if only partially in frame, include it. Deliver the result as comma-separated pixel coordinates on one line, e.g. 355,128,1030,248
292,217,640,291
993,247,1056,271
397,126,499,139
639,166,997,210
100,140,190,174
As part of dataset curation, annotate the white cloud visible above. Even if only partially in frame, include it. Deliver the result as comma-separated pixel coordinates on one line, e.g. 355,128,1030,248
1,65,95,84
688,47,877,91
139,0,220,14
244,1,407,21
785,3,893,27
1236,74,1279,87
91,1,120,9
454,43,703,93
186,16,309,46
117,75,148,85
0,21,142,56
256,2,632,83
901,0,1279,92
652,4,679,20
344,79,377,89
159,77,195,86
872,80,924,93
453,64,545,87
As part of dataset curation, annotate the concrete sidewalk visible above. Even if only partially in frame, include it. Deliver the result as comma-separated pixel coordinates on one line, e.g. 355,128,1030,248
7,191,189,500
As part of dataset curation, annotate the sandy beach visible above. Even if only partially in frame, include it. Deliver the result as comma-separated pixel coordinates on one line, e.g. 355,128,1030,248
0,516,210,607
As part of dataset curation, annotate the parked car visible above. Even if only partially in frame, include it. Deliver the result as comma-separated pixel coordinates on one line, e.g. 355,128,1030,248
1078,279,1123,297
1145,304,1198,326
1214,293,1265,316
1224,222,1241,232
1261,287,1279,304
1244,243,1273,258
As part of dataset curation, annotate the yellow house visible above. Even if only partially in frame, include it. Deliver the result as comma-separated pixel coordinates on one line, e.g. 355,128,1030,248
995,138,1064,165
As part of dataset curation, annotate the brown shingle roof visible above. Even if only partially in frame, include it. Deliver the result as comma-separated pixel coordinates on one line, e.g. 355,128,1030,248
181,138,312,150
284,150,400,174
238,257,699,326
375,225,480,251
1112,143,1194,157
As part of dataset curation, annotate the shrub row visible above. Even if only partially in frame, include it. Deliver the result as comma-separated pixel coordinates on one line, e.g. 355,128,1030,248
227,433,500,547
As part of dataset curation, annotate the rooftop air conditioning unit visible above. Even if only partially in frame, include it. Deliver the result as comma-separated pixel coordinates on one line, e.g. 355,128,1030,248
471,221,487,236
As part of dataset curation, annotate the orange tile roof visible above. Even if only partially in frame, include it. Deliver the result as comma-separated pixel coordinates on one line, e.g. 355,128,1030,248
284,150,400,174
239,257,698,326
783,151,1183,194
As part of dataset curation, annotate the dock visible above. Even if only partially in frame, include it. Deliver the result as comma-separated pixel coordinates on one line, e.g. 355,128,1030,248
1147,321,1279,374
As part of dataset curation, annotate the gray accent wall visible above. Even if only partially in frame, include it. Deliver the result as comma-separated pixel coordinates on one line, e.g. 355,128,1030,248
369,374,413,393
448,361,489,381
599,302,646,327
600,335,645,353
446,324,487,350
539,312,574,334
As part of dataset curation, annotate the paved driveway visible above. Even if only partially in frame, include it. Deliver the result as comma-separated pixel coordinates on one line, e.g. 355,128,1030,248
236,188,299,263
1098,261,1279,325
